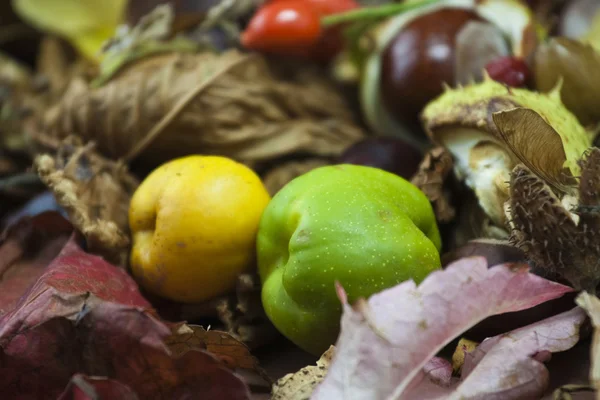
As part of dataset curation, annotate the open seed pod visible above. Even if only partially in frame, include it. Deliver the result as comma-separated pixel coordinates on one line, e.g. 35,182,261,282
28,49,366,170
359,0,540,149
534,37,600,128
421,78,591,231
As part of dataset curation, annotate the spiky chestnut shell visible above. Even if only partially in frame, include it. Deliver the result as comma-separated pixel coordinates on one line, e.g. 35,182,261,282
421,77,592,229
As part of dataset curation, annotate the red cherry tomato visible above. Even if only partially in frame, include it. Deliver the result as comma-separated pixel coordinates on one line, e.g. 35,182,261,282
306,0,360,61
241,1,322,53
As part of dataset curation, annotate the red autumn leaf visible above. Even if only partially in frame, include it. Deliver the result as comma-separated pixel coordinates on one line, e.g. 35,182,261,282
0,214,251,400
312,257,576,399
0,212,72,316
57,374,139,400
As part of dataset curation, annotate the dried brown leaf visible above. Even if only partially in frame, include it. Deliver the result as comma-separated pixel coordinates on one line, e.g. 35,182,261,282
150,272,279,350
491,107,578,192
33,137,139,266
216,273,280,350
165,323,270,384
410,146,456,222
262,158,332,196
272,346,334,400
34,50,366,168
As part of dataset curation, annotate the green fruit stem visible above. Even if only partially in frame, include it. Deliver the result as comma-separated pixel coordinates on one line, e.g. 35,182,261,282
321,0,441,27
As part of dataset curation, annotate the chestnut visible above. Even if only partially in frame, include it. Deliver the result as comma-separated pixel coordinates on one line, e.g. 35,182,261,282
338,137,423,180
360,1,536,147
380,8,484,130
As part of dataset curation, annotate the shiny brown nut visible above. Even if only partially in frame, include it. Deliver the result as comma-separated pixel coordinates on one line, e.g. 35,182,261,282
379,8,484,129
338,137,423,180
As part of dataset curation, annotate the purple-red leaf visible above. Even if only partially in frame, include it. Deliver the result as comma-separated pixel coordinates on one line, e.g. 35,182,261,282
312,257,575,400
403,307,585,399
57,374,139,400
0,212,72,316
0,218,251,400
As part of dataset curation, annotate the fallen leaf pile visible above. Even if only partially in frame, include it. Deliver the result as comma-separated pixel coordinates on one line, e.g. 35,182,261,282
3,1,600,400
0,212,255,400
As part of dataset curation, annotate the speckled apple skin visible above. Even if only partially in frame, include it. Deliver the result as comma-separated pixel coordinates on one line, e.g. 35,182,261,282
257,164,442,355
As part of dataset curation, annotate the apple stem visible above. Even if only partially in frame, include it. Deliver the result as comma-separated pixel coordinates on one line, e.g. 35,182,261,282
321,0,441,27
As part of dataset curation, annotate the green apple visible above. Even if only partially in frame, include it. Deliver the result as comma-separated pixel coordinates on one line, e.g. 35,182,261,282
257,164,442,355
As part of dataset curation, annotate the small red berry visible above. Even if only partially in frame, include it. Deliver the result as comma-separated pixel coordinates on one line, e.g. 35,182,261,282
484,56,530,88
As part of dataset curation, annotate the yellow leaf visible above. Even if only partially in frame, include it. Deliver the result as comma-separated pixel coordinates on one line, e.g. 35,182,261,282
12,0,126,61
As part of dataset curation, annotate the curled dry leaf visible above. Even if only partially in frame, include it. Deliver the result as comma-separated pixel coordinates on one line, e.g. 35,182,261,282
165,323,271,384
404,307,586,399
508,148,600,292
33,49,366,168
422,78,590,230
33,137,139,267
0,230,251,400
576,292,600,396
216,273,280,349
311,257,574,399
271,346,335,400
410,146,456,223
262,158,332,196
449,307,585,400
150,272,279,350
